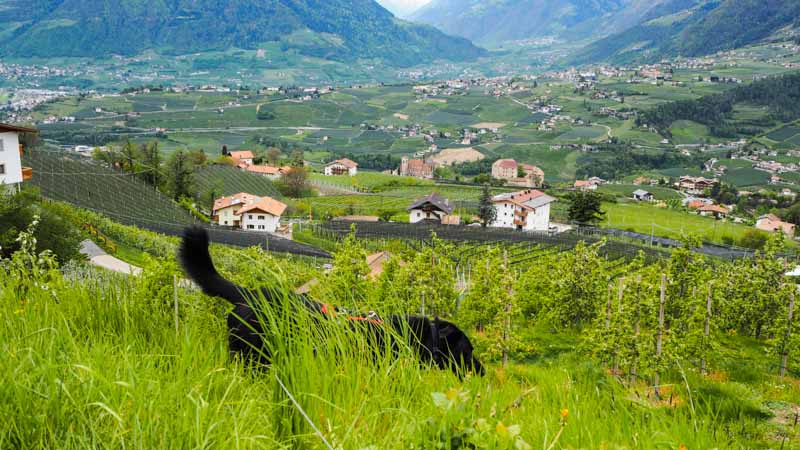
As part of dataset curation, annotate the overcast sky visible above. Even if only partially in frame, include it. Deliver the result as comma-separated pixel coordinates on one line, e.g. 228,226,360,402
376,0,433,17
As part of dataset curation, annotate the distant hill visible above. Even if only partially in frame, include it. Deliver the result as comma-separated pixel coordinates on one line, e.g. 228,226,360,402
570,0,800,65
0,0,485,66
409,0,662,46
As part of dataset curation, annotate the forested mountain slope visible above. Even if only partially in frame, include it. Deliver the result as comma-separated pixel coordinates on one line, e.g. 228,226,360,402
570,0,800,64
0,0,485,66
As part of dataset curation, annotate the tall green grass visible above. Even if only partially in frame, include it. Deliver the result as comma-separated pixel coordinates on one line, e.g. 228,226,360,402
0,262,778,448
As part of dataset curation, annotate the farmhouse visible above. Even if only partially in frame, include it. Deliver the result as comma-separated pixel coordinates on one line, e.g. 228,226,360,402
324,158,358,176
574,180,599,191
0,123,37,194
245,164,288,180
755,214,796,236
697,204,729,219
491,159,544,188
213,192,259,227
235,196,288,233
399,156,434,179
678,176,717,196
408,193,457,225
491,189,556,232
632,189,654,202
229,151,255,166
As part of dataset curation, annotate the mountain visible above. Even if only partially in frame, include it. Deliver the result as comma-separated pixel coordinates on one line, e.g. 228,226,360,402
409,0,661,46
570,0,800,65
0,0,485,66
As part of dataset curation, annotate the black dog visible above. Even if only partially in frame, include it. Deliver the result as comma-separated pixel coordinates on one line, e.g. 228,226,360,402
179,227,484,376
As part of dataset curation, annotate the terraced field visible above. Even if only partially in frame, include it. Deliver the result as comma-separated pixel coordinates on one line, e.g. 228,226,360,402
195,165,284,199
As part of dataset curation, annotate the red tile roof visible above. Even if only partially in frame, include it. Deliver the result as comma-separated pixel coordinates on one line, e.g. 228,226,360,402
213,192,258,212
246,165,281,175
327,158,358,169
229,150,254,160
494,159,517,169
698,204,729,214
235,196,287,217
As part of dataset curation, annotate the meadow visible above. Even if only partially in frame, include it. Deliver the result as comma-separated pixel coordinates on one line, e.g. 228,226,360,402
2,212,799,449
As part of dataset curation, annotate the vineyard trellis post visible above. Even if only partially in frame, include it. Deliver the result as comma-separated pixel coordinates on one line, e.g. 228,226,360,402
701,284,713,375
173,274,179,335
654,273,666,399
613,279,624,375
630,275,642,385
780,291,795,378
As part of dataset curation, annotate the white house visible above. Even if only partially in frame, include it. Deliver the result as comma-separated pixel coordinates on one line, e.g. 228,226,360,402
235,196,288,233
407,193,457,224
490,189,556,232
324,158,358,176
213,192,260,227
0,123,37,194
632,189,654,202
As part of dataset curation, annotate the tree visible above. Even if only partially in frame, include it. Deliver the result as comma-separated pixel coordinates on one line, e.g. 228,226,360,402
477,184,496,227
279,166,310,198
290,149,305,167
164,149,195,200
567,191,605,225
0,189,82,263
120,139,138,173
266,147,282,165
139,141,162,187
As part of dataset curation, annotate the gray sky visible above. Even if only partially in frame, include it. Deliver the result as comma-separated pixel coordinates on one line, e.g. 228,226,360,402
376,0,433,17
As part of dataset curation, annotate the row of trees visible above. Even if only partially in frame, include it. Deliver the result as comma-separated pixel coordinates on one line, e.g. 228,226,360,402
312,229,799,383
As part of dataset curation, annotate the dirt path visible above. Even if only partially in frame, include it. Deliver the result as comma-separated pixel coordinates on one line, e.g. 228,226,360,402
80,240,142,275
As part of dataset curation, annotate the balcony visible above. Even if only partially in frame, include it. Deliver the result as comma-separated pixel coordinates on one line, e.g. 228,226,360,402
22,167,32,181
514,209,528,218
513,219,526,227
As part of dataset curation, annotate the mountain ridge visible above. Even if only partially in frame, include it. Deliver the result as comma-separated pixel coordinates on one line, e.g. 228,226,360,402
0,0,485,66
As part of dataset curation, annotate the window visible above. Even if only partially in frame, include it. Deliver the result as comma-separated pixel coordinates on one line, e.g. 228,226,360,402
258,215,265,220
0,164,4,174
247,225,255,229
0,139,4,152
258,225,265,230
249,215,253,220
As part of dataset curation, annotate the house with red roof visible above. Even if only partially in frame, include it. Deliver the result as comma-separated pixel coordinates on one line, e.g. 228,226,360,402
399,156,434,179
491,159,544,188
324,158,358,176
756,214,796,236
229,151,255,166
212,192,287,232
235,196,288,232
490,189,557,231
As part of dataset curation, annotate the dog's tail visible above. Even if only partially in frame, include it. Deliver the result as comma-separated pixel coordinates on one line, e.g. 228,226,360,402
179,226,246,305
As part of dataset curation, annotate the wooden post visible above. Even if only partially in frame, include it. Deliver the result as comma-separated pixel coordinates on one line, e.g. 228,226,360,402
605,284,613,329
654,273,666,399
630,275,641,384
613,279,624,375
780,292,795,378
701,284,713,375
503,251,511,368
173,274,179,335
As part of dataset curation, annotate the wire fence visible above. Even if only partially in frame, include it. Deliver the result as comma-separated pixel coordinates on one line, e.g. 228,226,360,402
312,221,671,265
23,149,331,258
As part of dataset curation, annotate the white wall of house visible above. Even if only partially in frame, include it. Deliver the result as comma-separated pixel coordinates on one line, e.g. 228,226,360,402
0,132,23,190
490,202,551,231
240,212,280,232
409,208,446,224
215,205,240,226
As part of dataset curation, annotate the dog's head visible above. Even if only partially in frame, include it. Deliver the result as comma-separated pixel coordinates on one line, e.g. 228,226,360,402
433,319,485,377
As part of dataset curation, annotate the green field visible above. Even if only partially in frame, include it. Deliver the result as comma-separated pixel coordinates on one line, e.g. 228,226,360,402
602,202,750,242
